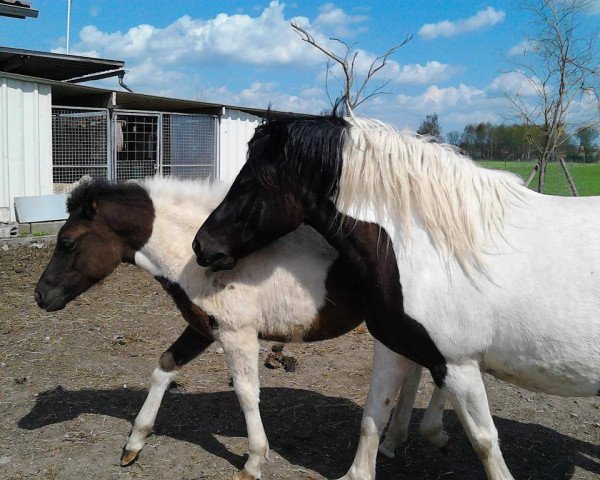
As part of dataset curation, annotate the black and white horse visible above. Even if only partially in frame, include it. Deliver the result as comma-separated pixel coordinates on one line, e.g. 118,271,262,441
193,114,600,480
34,177,445,480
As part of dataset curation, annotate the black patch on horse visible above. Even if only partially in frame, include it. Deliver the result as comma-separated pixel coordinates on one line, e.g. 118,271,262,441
308,201,448,387
154,276,217,338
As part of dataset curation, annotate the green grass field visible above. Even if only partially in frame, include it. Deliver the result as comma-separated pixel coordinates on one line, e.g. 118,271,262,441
478,161,600,196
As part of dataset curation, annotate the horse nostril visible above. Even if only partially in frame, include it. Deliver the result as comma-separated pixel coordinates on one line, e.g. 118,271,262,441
192,238,201,255
34,290,43,305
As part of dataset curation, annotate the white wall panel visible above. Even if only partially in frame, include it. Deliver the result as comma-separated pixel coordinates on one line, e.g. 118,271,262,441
0,76,52,222
218,108,261,183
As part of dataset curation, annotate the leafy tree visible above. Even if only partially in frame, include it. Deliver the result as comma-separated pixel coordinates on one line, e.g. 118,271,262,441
417,113,442,141
576,127,599,162
446,131,460,145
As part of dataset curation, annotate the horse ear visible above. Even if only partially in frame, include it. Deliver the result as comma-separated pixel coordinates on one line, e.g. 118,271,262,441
81,187,98,219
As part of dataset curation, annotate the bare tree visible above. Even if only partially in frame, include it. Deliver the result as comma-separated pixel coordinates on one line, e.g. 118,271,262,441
291,22,412,113
505,0,599,193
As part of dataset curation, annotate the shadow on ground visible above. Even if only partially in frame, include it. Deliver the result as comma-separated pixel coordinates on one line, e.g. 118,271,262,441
18,386,600,480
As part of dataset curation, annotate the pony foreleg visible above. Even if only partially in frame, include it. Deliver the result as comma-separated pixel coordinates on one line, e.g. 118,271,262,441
220,328,269,480
121,326,213,466
444,362,514,480
336,340,412,480
418,386,449,448
378,362,422,458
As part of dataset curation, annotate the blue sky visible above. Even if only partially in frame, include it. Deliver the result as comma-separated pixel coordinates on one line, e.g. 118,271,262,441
1,0,598,134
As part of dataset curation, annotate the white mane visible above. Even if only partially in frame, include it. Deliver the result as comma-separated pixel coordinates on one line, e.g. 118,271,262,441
337,116,525,271
141,176,230,219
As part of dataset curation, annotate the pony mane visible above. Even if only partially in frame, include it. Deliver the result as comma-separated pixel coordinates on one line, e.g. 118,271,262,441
336,116,525,271
141,176,230,214
68,176,229,216
67,178,149,213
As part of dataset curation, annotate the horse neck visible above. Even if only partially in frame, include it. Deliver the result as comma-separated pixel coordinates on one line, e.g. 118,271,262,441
138,182,215,278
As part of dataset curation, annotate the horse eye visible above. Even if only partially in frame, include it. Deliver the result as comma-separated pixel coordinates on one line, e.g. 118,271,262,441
59,239,76,252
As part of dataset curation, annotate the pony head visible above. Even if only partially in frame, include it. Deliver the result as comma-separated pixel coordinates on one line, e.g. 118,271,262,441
35,180,153,311
193,114,347,270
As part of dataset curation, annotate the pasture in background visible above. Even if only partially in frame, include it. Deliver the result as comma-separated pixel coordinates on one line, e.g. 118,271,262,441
479,161,600,196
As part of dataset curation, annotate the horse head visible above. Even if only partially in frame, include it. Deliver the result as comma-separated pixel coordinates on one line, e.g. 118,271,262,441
193,115,347,271
35,180,153,311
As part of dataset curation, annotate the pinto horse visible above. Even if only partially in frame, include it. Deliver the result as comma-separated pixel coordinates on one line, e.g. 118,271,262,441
193,114,600,480
34,177,447,480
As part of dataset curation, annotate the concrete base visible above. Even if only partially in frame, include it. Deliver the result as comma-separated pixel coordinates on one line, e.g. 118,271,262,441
30,221,64,235
18,223,31,235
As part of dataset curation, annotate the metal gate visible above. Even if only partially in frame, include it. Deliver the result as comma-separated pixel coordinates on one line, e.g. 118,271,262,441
162,114,218,180
113,112,160,181
52,108,218,191
51,107,109,194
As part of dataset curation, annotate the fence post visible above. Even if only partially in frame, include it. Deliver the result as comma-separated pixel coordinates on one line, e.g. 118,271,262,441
559,157,579,196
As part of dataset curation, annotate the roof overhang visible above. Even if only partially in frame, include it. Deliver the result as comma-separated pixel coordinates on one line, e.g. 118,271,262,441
0,1,38,19
0,71,316,119
0,46,123,81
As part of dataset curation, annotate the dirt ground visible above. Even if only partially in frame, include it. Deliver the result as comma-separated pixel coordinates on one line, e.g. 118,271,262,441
0,244,598,480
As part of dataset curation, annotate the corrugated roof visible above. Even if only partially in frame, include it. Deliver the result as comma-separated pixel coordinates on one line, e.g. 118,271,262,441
0,0,37,18
0,46,124,80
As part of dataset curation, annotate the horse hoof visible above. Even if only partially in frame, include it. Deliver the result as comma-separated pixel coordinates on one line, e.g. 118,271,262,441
233,469,257,480
120,448,140,467
439,441,451,456
378,443,396,459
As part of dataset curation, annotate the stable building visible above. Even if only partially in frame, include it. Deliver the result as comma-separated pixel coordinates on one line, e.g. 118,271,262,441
0,47,296,224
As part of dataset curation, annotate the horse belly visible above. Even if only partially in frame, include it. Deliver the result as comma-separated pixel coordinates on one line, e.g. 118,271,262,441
483,347,600,396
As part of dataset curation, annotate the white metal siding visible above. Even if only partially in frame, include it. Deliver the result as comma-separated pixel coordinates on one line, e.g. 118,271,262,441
218,108,261,182
0,76,52,222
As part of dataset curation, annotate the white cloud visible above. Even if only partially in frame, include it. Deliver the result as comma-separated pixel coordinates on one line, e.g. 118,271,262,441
200,82,328,113
489,71,540,96
507,39,538,56
61,1,369,69
325,51,460,87
419,7,505,39
391,61,462,85
314,3,369,36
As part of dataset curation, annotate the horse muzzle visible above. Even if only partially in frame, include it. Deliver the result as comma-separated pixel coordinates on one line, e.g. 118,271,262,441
34,285,68,312
192,236,237,271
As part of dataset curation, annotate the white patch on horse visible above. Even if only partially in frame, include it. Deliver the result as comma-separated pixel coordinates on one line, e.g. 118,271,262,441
125,367,177,454
337,116,523,273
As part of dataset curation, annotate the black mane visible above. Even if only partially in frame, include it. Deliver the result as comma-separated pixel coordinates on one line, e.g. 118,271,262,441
248,112,348,201
67,179,149,213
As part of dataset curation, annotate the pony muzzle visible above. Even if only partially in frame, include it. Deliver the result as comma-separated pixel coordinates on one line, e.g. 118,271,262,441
34,286,68,312
195,250,237,271
192,238,236,271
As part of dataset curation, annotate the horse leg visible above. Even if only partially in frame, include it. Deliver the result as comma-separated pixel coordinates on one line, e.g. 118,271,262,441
121,326,213,466
443,362,514,480
418,386,449,448
378,362,422,458
337,340,412,480
219,328,268,480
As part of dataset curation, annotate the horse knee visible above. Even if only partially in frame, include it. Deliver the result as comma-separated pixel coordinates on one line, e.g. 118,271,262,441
158,351,176,372
469,429,498,460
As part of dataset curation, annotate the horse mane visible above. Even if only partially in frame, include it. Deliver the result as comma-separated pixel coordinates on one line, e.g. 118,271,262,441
337,116,525,271
68,176,230,216
249,111,348,200
67,178,150,213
